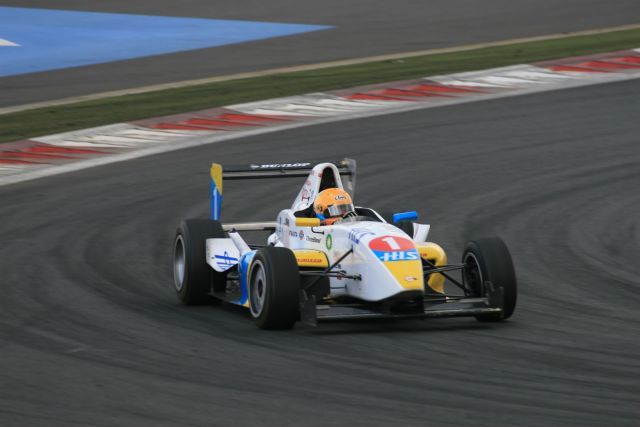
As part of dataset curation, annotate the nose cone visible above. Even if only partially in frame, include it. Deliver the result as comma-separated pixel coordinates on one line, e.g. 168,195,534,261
368,235,424,291
383,260,424,290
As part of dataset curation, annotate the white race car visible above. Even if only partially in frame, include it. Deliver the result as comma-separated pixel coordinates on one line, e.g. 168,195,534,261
173,159,517,329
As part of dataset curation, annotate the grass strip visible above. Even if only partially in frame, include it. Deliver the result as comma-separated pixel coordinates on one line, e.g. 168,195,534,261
1,27,640,143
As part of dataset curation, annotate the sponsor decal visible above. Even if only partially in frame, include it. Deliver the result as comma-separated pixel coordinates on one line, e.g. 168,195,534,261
297,257,324,264
325,233,333,250
349,228,375,244
376,250,419,262
301,189,313,203
368,235,419,262
289,231,298,238
335,194,347,201
214,251,238,269
299,230,305,240
250,162,311,169
306,235,321,244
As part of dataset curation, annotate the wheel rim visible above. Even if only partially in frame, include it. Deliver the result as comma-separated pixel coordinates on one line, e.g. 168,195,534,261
173,235,186,292
249,261,267,318
463,252,484,296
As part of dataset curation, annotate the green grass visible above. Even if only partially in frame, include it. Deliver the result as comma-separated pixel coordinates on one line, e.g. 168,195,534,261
2,27,640,143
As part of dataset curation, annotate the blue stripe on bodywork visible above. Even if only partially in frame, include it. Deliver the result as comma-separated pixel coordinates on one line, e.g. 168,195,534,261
237,251,256,307
0,7,332,77
211,181,221,221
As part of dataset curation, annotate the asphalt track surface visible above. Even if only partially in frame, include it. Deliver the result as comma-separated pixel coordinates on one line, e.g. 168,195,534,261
1,0,640,106
1,79,639,426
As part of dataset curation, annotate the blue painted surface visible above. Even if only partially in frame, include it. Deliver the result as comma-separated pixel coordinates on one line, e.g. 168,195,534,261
393,211,418,223
0,7,331,77
211,178,221,221
238,251,256,307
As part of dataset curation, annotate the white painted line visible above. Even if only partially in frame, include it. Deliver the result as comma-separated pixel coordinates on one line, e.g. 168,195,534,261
119,129,198,139
0,38,19,47
30,140,130,148
540,69,610,78
0,165,30,176
427,79,505,88
0,163,46,177
229,94,410,116
489,65,581,83
430,63,623,88
430,65,556,88
33,123,217,148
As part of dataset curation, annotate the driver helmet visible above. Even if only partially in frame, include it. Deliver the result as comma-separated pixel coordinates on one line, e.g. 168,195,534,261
314,188,354,225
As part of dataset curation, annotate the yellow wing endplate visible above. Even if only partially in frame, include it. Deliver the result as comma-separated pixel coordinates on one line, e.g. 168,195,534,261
210,163,223,194
415,242,448,294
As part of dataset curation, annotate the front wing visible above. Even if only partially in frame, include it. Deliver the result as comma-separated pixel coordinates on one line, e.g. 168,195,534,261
299,284,504,326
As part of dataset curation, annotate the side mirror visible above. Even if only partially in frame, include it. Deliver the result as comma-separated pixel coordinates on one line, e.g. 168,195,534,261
295,217,321,227
392,211,418,223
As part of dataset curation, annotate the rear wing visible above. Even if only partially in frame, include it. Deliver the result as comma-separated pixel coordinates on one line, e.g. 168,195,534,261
210,159,356,220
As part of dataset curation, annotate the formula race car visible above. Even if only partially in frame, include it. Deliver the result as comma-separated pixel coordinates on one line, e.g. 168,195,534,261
172,159,517,329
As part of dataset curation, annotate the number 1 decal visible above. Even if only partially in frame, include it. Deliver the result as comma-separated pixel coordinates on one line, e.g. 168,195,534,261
381,236,401,250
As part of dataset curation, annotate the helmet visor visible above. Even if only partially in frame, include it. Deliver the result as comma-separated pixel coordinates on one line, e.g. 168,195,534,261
327,203,355,217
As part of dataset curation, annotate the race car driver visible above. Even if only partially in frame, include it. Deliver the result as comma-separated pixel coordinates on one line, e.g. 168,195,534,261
313,188,355,225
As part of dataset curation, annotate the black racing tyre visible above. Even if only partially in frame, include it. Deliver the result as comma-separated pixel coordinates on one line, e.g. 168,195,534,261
173,219,226,305
248,246,300,330
462,237,517,321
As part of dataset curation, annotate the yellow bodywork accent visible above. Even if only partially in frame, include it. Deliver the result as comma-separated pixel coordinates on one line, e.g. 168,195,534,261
295,217,321,227
293,250,329,268
416,242,448,293
210,163,223,194
383,260,424,290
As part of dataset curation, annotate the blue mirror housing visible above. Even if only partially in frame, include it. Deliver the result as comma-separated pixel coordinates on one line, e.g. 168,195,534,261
393,211,418,223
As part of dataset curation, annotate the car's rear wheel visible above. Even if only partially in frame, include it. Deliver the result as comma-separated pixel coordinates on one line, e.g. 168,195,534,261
249,246,300,330
173,219,226,305
462,237,517,321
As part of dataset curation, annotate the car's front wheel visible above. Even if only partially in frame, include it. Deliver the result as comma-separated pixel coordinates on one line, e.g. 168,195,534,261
249,246,300,329
462,237,517,321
